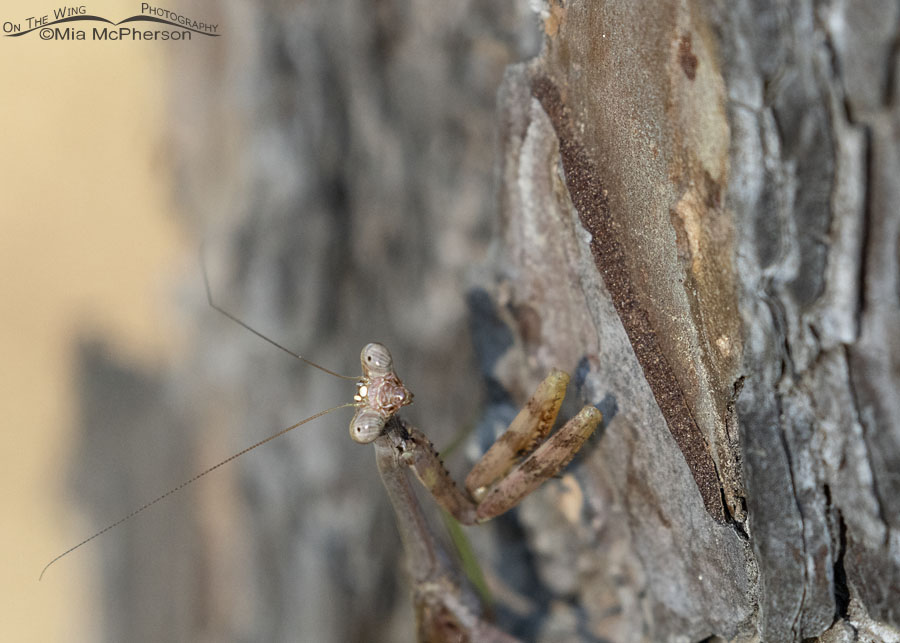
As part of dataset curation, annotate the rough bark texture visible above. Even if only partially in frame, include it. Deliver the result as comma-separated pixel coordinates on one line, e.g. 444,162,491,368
74,1,900,641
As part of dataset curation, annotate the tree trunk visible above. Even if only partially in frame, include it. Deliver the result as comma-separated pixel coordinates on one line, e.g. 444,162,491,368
76,1,900,641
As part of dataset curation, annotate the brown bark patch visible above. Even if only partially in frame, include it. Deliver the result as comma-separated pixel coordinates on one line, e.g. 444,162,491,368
530,74,725,522
678,33,699,80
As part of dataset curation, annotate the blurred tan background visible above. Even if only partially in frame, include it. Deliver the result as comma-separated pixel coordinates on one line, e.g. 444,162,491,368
1,1,540,639
1,1,189,639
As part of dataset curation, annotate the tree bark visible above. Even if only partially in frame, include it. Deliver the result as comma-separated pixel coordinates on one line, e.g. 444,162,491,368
76,1,900,641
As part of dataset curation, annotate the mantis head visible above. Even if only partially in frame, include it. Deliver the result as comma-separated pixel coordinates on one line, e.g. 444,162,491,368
350,343,414,443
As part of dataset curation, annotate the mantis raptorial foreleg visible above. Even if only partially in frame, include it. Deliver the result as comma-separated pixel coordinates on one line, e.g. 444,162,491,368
398,372,599,525
355,348,601,524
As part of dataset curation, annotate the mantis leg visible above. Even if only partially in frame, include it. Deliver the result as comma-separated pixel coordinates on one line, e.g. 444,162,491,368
474,405,601,521
464,369,570,501
392,376,601,524
390,419,479,525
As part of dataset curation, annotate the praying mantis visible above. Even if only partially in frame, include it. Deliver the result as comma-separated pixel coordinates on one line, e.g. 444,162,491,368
41,263,602,642
354,342,601,641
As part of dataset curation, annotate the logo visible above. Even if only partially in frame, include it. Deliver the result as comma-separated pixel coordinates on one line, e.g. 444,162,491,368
3,4,219,41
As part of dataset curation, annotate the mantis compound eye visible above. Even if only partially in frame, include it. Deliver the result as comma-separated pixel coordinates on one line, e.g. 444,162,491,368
360,343,393,375
350,408,385,444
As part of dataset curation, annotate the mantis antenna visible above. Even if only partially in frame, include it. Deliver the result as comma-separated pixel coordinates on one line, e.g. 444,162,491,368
199,249,357,380
39,402,355,580
40,252,359,579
